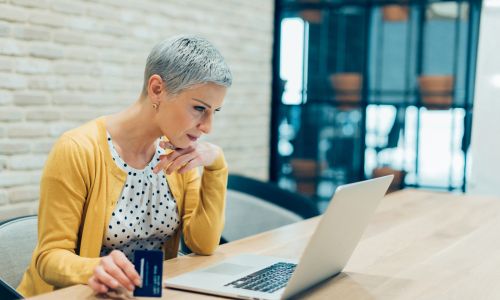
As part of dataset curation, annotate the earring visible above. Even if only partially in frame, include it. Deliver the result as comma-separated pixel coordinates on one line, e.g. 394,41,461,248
152,103,158,110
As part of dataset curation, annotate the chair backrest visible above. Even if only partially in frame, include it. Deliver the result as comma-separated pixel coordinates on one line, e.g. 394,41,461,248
227,174,319,218
0,215,38,288
222,174,319,243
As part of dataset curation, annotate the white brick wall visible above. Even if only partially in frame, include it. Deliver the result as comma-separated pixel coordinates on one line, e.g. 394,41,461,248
0,0,274,221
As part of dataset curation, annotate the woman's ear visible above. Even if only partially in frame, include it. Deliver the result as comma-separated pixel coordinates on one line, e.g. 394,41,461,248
147,74,165,101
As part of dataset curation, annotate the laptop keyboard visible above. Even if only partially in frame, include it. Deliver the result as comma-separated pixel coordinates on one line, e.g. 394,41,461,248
224,262,297,293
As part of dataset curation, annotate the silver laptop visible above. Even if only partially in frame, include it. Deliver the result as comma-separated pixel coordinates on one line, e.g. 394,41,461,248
164,175,393,300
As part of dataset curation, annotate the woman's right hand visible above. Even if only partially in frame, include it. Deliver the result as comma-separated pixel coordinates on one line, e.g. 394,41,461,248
88,250,142,294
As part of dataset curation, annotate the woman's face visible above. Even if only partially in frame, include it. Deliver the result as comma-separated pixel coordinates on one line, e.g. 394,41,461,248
155,82,227,149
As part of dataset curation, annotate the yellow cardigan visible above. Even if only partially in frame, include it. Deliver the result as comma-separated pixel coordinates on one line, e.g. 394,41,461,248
17,117,227,297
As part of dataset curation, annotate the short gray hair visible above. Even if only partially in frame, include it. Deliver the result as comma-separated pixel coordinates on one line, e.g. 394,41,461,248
142,35,232,95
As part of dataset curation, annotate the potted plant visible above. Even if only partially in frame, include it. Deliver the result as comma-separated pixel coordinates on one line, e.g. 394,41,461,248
418,75,454,110
329,72,363,110
382,5,409,22
290,158,317,197
372,124,406,193
299,9,322,24
372,165,406,193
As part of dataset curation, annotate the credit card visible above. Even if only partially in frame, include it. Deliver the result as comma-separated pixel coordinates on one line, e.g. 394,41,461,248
133,249,164,297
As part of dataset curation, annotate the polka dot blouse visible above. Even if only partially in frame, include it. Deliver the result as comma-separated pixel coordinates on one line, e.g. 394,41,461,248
100,132,180,261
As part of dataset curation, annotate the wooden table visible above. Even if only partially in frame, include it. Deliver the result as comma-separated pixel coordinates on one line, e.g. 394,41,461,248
30,189,500,299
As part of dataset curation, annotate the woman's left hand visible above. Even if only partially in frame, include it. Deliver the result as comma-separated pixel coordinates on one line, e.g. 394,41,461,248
153,141,220,175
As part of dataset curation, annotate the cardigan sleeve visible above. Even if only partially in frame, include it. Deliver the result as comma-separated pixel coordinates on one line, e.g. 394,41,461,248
35,135,100,288
181,148,228,255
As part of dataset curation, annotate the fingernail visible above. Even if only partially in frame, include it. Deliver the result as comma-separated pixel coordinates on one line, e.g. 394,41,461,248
112,280,119,288
128,284,135,291
135,279,142,287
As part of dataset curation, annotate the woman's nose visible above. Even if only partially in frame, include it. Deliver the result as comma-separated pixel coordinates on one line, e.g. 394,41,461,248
198,113,213,134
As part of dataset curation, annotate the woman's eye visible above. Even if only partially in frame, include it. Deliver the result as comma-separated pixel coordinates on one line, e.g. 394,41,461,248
194,106,206,112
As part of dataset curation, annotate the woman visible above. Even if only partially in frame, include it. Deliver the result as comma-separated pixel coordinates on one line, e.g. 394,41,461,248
17,35,232,297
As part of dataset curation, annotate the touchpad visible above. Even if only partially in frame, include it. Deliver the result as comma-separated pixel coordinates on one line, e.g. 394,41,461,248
201,263,253,275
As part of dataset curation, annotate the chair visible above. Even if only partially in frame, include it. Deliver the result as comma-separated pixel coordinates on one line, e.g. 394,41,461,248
0,214,190,287
222,174,320,243
0,215,38,289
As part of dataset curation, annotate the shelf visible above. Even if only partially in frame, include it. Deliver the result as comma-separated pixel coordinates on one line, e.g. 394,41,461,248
280,0,468,10
282,99,473,109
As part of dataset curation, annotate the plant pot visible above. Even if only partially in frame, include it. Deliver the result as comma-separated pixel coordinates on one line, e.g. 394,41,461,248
291,158,316,178
382,5,409,22
300,9,322,24
372,167,406,192
296,181,316,196
418,75,454,110
290,158,317,197
329,73,363,110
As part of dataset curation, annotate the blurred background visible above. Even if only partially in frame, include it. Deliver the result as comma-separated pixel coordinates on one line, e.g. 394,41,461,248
0,0,499,220
272,0,480,211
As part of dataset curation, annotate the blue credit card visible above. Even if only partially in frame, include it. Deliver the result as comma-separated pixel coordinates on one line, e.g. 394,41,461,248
133,250,164,297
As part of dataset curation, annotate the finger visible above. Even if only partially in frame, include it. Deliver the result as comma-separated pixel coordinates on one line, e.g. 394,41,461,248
160,140,189,151
153,153,175,173
178,157,201,174
154,147,194,173
101,257,135,291
94,265,121,290
159,140,175,150
165,152,198,175
165,152,197,174
89,276,108,294
113,252,142,286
